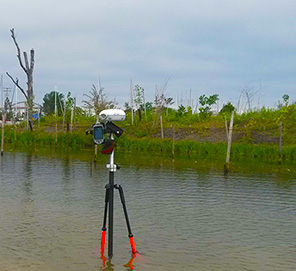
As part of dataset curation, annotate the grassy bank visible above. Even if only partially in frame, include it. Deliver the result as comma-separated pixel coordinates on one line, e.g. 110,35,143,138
2,126,295,163
118,136,295,162
2,127,92,149
2,101,296,163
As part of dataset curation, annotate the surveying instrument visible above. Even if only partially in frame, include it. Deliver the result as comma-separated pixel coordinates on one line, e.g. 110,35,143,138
86,109,137,257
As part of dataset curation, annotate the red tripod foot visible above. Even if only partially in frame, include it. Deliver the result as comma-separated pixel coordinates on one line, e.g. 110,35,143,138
129,235,137,254
100,229,107,253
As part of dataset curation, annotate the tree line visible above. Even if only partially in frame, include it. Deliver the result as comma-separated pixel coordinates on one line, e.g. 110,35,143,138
2,28,294,133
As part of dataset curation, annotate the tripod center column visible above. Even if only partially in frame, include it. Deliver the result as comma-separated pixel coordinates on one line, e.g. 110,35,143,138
107,133,115,257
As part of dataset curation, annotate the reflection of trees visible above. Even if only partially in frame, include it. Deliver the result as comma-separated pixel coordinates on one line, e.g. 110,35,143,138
0,153,4,170
61,155,73,205
17,153,38,259
89,160,98,178
23,153,33,198
62,155,71,183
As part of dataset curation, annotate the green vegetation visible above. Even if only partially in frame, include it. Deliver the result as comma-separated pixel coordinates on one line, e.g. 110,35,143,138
3,125,296,162
198,94,219,119
43,91,64,115
1,93,296,164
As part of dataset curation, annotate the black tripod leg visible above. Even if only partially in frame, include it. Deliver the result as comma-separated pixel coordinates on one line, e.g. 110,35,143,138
101,185,109,253
115,184,137,254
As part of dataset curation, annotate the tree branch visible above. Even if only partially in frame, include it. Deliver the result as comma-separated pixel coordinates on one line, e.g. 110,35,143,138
24,52,30,70
33,102,43,110
10,28,28,75
6,72,28,100
82,100,93,108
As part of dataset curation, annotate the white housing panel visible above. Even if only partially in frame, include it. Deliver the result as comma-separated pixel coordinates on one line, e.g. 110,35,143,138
99,109,126,122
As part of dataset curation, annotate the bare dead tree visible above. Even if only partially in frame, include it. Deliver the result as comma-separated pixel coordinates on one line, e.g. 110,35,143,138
245,87,257,111
154,79,173,115
6,28,35,131
153,79,173,130
83,84,115,121
237,84,258,113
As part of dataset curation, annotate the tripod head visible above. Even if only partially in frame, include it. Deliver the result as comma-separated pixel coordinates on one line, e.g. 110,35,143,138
86,109,125,155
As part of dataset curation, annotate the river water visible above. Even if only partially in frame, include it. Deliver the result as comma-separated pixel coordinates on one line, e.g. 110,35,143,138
0,150,295,271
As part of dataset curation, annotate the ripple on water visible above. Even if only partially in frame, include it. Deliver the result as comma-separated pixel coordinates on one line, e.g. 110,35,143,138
0,152,295,270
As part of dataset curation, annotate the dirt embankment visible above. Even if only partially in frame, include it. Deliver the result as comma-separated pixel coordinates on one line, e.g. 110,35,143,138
35,121,281,145
151,125,280,144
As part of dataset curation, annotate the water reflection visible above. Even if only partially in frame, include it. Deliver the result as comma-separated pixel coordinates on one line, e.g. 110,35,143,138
22,153,34,198
89,160,97,178
62,155,71,182
99,253,136,271
0,151,295,271
99,254,114,271
123,253,137,270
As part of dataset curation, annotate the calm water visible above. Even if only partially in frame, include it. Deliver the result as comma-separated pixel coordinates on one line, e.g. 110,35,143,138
0,151,295,271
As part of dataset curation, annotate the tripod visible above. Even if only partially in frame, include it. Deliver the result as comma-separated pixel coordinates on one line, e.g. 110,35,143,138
100,133,137,257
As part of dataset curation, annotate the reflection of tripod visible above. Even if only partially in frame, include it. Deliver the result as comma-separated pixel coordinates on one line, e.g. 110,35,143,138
100,134,137,258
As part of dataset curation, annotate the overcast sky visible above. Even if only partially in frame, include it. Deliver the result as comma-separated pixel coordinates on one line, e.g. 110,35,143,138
1,0,296,110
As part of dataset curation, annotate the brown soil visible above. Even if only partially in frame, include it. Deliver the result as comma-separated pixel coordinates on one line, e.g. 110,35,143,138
151,126,280,144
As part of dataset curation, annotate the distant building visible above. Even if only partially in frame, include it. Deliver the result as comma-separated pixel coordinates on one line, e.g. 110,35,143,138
0,103,41,120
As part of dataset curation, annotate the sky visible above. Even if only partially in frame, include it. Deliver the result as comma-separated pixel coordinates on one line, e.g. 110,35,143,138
1,0,296,111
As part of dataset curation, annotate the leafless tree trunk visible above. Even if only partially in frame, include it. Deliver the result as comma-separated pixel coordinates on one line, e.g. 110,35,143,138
6,28,35,131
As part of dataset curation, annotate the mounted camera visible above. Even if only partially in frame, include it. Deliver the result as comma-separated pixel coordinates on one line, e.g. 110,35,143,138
99,109,126,122
86,109,126,154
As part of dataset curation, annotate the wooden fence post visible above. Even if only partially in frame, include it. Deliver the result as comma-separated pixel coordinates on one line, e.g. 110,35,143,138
14,115,17,141
1,113,6,156
172,124,175,156
55,117,58,144
224,114,229,139
279,120,282,162
94,115,100,162
160,115,164,139
70,107,74,131
224,111,234,174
